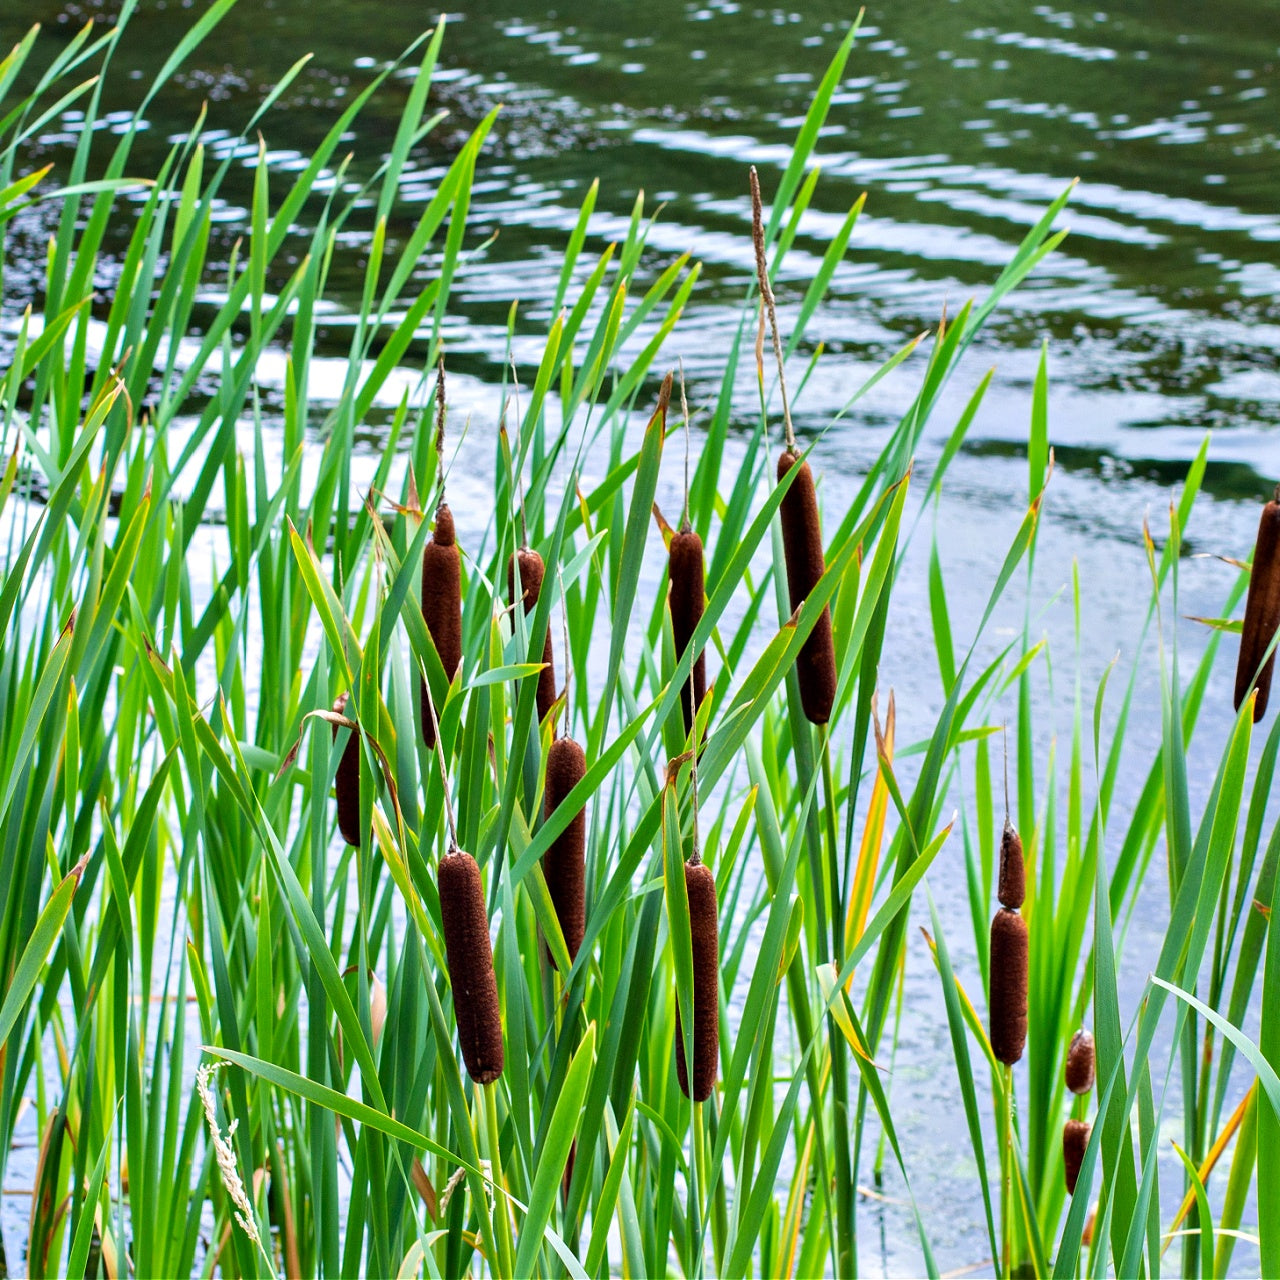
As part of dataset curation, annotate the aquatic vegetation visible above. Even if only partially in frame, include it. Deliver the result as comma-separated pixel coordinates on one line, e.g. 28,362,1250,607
0,7,1276,1280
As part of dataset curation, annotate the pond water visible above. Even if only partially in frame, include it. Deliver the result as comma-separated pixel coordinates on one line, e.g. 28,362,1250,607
2,0,1278,1274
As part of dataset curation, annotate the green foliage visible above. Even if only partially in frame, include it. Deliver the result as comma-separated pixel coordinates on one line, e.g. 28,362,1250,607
0,6,1270,1279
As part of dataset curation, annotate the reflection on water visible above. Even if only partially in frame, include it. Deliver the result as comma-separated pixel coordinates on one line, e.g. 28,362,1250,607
1,1,1275,1273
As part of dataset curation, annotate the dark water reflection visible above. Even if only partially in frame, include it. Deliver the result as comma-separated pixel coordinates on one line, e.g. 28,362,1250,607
2,0,1277,1273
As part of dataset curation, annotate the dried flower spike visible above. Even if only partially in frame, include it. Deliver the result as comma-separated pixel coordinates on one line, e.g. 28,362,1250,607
437,849,504,1084
777,449,836,725
989,907,1029,1065
1063,1119,1090,1195
669,527,708,736
997,817,1025,910
1234,489,1280,721
543,735,587,965
675,860,720,1102
1066,1029,1096,1095
421,502,463,748
509,547,558,726
332,694,361,848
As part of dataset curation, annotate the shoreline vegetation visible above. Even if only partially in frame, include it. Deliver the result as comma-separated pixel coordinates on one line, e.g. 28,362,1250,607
0,5,1276,1277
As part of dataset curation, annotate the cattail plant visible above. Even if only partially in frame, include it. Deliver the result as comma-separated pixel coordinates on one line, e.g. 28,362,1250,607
669,369,708,736
997,816,1025,909
543,730,586,966
508,546,558,727
751,166,836,725
672,729,719,1102
421,363,463,749
1063,1119,1090,1195
425,679,503,1084
989,907,1029,1064
1234,486,1280,721
332,693,361,848
676,859,720,1103
437,848,504,1084
1065,1028,1096,1095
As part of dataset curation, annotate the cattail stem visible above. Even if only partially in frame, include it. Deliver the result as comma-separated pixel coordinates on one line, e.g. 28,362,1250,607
481,1081,516,1279
749,166,796,453
437,848,503,1084
421,502,462,749
669,528,708,738
1234,490,1280,721
509,547,558,726
778,449,837,724
990,907,1029,1065
676,860,719,1102
543,736,587,966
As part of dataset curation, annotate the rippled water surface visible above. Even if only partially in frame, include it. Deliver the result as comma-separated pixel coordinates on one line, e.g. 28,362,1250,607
2,0,1278,1273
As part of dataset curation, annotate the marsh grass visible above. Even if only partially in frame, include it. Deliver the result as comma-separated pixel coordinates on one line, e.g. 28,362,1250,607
0,4,1276,1279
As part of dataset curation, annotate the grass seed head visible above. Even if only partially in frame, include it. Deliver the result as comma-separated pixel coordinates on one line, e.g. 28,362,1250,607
1066,1028,1096,1095
1063,1119,1090,1195
437,849,504,1084
989,907,1029,1065
508,547,558,725
675,860,720,1102
668,528,708,736
777,449,836,725
332,694,361,848
543,735,587,966
421,501,463,749
1234,493,1280,721
997,817,1025,909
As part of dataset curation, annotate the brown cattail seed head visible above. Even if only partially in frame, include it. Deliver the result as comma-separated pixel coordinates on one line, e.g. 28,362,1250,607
332,695,361,847
1066,1029,1096,1095
989,907,1029,1065
777,450,836,725
437,850,504,1084
1063,1119,1090,1195
675,861,720,1102
1234,495,1280,721
421,502,462,749
997,818,1025,909
543,736,587,966
668,528,708,736
508,547,558,726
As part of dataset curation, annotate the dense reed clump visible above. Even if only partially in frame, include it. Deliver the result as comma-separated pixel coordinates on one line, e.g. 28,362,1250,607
543,735,587,965
437,848,504,1084
989,906,1029,1065
675,859,720,1102
1233,486,1280,721
669,525,708,735
1063,1119,1090,1195
420,501,462,749
332,694,361,848
509,546,558,726
1066,1029,1096,1095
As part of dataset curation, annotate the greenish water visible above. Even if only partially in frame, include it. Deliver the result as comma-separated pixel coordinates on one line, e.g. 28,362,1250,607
2,1,1276,1273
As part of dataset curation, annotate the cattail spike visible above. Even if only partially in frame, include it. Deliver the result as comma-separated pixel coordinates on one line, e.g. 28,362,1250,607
437,850,504,1084
421,502,463,749
669,529,708,737
1066,1029,1096,1095
989,907,1029,1065
1063,1119,1090,1195
508,547,558,726
1234,493,1280,721
777,450,836,724
332,694,361,847
543,736,587,966
997,817,1025,909
675,861,720,1102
